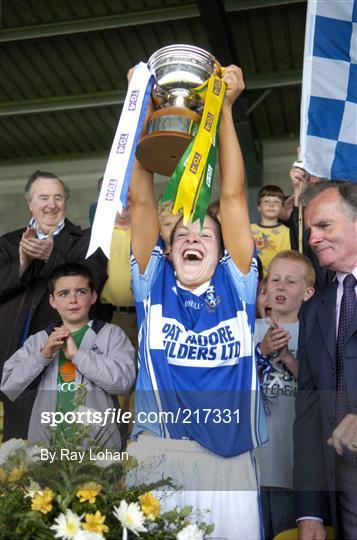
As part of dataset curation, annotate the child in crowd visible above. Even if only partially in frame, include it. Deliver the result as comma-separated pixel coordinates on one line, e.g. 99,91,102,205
253,250,315,539
157,199,182,256
251,185,291,276
256,276,271,319
1,263,136,449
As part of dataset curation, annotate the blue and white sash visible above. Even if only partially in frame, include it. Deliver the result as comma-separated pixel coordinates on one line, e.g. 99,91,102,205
87,62,154,258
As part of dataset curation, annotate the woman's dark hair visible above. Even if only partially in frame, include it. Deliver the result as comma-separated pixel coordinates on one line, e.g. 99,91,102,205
208,199,220,216
257,256,264,285
169,210,224,253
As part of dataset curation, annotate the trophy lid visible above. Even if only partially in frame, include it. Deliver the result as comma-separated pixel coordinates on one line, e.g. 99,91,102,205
147,44,222,90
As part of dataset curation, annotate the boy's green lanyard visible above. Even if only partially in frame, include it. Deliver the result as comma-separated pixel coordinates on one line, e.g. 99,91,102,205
56,324,89,417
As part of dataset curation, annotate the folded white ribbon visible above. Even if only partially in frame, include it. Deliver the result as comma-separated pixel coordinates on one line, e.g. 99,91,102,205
87,62,153,258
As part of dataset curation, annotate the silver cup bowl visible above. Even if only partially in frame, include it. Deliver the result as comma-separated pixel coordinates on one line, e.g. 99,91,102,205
147,44,221,112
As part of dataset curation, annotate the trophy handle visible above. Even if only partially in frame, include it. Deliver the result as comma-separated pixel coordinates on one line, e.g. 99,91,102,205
152,83,167,107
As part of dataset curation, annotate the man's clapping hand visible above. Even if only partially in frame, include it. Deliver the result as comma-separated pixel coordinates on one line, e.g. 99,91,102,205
19,228,55,275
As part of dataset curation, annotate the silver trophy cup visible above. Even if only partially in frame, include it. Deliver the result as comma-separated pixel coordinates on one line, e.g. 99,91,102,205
136,44,222,177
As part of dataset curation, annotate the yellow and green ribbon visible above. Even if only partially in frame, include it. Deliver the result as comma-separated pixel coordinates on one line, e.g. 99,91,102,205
161,74,226,225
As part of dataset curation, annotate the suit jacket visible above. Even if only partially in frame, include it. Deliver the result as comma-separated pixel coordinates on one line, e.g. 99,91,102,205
0,219,107,440
293,280,357,536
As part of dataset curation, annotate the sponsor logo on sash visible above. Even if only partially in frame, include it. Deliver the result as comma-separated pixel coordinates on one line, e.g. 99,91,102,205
204,112,214,132
128,89,140,111
213,79,222,95
116,133,129,154
189,151,202,174
105,179,117,201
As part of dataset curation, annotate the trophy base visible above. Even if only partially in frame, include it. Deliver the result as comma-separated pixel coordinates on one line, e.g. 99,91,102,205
136,107,201,177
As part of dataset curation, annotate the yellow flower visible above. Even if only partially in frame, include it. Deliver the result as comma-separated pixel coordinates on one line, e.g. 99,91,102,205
31,488,54,514
139,491,160,520
76,481,102,504
83,510,109,533
0,468,7,483
7,466,26,483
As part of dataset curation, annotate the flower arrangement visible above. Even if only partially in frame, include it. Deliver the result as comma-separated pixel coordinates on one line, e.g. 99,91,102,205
0,389,213,540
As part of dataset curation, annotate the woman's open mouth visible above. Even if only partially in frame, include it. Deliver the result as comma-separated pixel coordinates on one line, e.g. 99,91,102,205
182,249,204,263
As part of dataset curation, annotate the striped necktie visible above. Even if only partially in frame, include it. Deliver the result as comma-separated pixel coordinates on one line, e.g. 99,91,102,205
336,273,357,463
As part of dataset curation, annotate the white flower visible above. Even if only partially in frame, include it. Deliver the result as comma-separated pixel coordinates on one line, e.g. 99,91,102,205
24,480,42,499
50,509,82,539
113,500,147,537
0,438,26,464
74,532,104,540
177,523,204,540
26,445,42,463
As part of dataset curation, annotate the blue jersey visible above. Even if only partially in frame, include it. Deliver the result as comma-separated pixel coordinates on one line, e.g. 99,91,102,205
131,239,267,457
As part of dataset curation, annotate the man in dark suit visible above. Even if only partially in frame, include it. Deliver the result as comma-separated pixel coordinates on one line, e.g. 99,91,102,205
293,181,357,539
0,170,107,440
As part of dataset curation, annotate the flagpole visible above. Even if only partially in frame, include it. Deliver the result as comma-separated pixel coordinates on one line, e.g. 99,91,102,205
298,182,303,254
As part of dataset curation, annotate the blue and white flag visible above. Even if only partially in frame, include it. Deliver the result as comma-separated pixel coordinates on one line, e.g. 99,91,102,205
300,0,357,181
